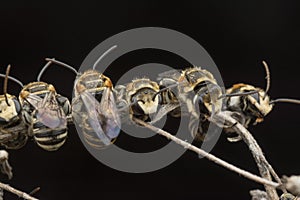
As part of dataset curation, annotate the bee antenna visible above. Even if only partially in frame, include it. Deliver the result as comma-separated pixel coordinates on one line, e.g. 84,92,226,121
37,58,79,81
92,45,117,70
269,98,300,105
218,90,259,99
262,60,271,97
3,65,11,106
152,83,178,101
0,65,24,101
28,187,41,196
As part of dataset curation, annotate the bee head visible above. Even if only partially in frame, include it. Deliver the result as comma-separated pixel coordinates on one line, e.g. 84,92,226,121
127,79,161,120
243,86,273,123
0,94,21,124
225,61,300,125
131,88,160,116
0,65,23,124
248,61,300,120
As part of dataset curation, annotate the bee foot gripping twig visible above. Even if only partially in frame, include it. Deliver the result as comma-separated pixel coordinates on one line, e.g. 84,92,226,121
134,118,280,189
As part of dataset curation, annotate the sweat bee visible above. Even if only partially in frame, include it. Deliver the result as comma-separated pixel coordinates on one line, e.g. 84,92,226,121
116,77,179,125
17,59,72,151
224,61,300,142
0,65,28,149
117,78,160,122
45,45,121,149
158,67,223,141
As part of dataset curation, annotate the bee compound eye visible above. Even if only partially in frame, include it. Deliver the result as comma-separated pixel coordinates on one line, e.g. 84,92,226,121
13,98,21,114
250,92,260,104
0,117,7,125
156,94,162,104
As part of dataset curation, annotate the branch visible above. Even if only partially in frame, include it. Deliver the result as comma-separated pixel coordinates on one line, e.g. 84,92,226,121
0,150,38,200
212,112,283,199
134,118,280,188
0,182,38,200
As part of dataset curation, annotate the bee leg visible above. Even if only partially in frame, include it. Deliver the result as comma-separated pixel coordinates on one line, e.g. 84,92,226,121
56,95,72,116
228,122,238,128
227,135,242,142
55,94,72,125
27,111,36,137
0,150,13,179
222,111,245,142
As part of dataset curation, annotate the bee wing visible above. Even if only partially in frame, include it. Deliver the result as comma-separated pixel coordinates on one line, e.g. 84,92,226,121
157,69,181,81
80,91,112,145
26,93,67,129
24,93,43,109
99,88,121,139
150,103,180,124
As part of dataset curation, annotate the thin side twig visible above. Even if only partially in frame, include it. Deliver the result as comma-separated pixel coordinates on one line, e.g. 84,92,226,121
0,182,38,200
134,118,280,188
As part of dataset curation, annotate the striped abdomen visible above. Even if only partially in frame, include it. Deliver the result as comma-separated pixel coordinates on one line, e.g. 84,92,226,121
73,70,115,149
19,82,68,151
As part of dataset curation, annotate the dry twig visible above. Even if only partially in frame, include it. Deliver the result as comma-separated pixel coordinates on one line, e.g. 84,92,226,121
135,118,280,188
211,112,282,200
0,150,38,200
0,182,38,200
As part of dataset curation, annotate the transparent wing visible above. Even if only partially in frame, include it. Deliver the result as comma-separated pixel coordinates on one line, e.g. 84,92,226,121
80,91,111,145
81,88,121,145
157,69,181,81
24,93,43,109
25,92,67,129
99,88,121,139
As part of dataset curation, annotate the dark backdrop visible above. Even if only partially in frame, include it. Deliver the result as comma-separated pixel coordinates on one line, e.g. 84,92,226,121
0,1,300,199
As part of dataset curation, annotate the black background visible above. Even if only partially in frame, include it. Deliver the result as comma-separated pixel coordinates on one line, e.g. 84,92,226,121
1,1,300,199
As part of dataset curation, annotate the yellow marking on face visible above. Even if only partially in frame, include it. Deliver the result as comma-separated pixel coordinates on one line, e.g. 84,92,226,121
0,98,18,122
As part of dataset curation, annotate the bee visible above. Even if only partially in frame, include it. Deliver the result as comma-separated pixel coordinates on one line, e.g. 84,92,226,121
113,68,181,127
158,67,223,141
17,60,72,151
122,78,161,123
0,65,28,149
224,61,300,142
45,45,121,149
